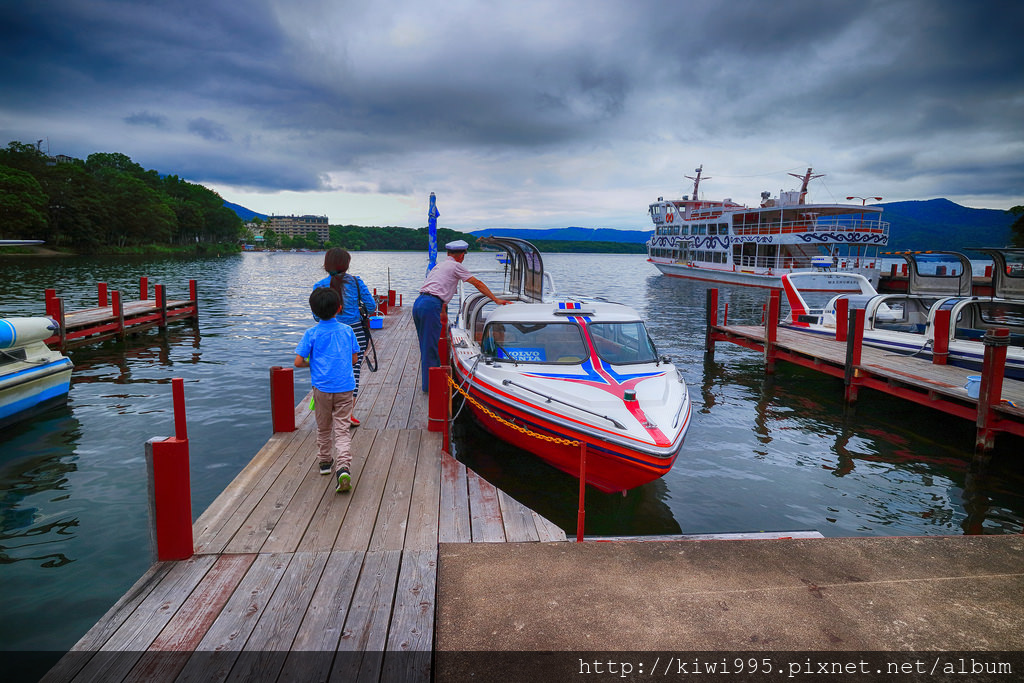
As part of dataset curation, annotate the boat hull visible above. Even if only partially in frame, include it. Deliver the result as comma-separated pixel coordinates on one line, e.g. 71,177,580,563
651,260,880,290
451,360,689,493
0,359,74,429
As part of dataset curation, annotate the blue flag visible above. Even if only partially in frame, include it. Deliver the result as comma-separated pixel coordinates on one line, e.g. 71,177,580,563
427,192,440,273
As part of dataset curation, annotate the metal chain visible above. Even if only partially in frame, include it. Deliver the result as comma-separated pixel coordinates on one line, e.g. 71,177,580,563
446,373,580,447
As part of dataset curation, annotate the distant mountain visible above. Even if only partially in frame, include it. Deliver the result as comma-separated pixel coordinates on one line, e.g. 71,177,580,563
225,198,1015,253
876,198,1014,252
224,201,268,221
471,226,651,244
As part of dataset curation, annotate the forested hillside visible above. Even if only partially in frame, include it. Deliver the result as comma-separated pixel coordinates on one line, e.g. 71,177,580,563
0,141,242,250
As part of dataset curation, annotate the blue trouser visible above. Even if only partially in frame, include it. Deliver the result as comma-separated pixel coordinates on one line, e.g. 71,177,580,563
413,293,443,392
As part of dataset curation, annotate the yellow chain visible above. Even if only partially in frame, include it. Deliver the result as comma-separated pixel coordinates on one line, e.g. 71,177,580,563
446,374,580,447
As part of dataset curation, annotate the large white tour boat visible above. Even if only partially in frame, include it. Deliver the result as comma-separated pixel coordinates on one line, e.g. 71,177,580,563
647,166,890,289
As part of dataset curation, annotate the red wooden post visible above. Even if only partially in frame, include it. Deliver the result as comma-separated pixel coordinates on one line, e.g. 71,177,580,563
889,264,897,278
388,290,396,307
976,328,1009,451
765,289,780,374
146,378,192,561
112,290,126,339
140,276,149,301
723,302,729,326
576,442,588,543
269,366,295,432
932,308,951,365
427,366,451,436
901,263,908,276
704,288,718,354
985,265,993,278
189,279,199,317
844,308,865,403
45,289,58,318
835,297,849,342
56,298,67,350
399,293,403,307
172,377,188,440
156,284,168,328
98,282,108,307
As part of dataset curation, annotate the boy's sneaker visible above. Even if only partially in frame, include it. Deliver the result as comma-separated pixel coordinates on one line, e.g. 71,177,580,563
336,468,352,493
318,461,332,476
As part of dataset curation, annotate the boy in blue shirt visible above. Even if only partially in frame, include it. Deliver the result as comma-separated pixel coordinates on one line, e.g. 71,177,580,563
294,287,360,492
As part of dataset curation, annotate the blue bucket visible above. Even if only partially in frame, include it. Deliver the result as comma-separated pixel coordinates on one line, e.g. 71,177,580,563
965,375,981,399
369,315,384,330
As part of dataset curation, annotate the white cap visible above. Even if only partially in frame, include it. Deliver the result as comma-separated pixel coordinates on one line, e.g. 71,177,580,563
445,239,469,251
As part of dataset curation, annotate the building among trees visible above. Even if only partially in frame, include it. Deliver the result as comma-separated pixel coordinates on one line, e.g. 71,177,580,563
267,214,329,242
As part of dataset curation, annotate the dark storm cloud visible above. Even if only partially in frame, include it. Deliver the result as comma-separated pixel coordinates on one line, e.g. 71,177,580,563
1,0,1021,213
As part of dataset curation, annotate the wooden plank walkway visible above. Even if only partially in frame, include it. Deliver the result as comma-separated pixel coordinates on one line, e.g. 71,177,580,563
45,305,565,683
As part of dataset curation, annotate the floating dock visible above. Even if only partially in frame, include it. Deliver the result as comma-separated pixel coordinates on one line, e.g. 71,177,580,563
704,288,1024,451
44,277,199,350
43,304,564,683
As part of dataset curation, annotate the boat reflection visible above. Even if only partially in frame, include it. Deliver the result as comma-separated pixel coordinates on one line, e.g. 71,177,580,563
0,406,82,568
450,411,682,537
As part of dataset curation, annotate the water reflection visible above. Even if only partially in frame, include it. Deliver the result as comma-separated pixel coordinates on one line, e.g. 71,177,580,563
0,407,81,569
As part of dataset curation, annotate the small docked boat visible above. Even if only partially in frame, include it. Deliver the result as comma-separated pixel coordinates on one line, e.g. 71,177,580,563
1,317,74,429
448,237,691,493
779,263,1024,379
647,166,889,289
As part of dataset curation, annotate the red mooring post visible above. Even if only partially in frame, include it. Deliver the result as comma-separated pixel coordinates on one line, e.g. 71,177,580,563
270,366,295,432
844,308,866,403
932,308,951,365
765,289,780,374
388,289,396,307
704,288,719,354
112,290,126,339
835,297,849,342
98,282,108,307
976,328,1009,451
146,377,193,561
576,442,588,542
140,276,149,301
427,366,451,440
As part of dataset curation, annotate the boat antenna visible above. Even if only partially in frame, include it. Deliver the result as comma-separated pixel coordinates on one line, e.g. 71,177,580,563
788,167,824,205
684,165,709,200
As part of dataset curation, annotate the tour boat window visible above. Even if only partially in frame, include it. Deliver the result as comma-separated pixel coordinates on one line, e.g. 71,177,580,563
587,321,658,365
482,321,588,364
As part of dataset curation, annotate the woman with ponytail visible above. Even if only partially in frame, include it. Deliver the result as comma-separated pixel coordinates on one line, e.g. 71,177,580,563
313,248,377,425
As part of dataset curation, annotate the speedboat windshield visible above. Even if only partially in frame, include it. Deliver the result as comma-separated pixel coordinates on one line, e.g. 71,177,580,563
482,321,589,363
589,321,659,364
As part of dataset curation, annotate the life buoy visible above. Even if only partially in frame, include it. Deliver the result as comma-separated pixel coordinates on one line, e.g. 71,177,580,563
666,212,674,222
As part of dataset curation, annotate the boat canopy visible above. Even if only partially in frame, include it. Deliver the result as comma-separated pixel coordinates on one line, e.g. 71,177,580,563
477,236,545,302
887,251,974,296
974,248,1024,300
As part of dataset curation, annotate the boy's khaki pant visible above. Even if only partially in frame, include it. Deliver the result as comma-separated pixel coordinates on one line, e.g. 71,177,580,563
313,388,354,473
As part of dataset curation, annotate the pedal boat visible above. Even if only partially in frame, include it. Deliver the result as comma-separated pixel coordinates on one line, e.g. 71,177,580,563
1,317,74,429
448,237,691,493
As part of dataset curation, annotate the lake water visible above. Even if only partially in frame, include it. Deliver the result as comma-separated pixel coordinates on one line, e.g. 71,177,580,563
1,251,1023,655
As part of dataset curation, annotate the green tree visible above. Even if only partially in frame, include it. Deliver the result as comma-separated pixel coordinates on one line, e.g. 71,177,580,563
0,164,48,238
1009,206,1024,247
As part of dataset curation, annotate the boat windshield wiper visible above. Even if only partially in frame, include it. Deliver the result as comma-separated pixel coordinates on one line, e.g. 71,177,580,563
501,379,625,430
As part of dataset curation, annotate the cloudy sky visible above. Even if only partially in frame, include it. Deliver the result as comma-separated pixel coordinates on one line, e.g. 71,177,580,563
2,0,1022,232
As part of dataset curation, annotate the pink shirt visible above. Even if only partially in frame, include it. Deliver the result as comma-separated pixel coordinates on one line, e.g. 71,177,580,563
420,257,473,303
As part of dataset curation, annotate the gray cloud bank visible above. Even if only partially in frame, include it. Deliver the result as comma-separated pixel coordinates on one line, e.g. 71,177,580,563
2,0,1022,228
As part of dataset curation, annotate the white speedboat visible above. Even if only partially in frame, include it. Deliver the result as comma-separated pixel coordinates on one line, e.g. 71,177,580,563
1,317,74,429
647,166,889,289
448,237,691,493
780,269,1024,379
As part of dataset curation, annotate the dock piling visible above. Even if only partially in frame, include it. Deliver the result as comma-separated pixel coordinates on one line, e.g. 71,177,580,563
270,366,296,433
844,308,866,403
976,328,1009,451
146,378,193,562
428,366,451,439
932,309,951,365
576,443,588,542
764,289,780,374
140,276,149,301
704,288,719,355
98,282,108,307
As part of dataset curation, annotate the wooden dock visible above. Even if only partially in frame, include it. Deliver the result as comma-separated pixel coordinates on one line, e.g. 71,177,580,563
706,288,1024,450
44,278,199,350
44,304,565,683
